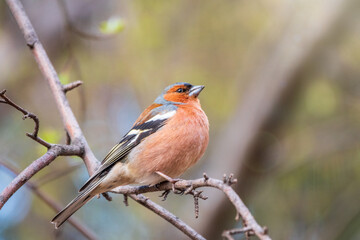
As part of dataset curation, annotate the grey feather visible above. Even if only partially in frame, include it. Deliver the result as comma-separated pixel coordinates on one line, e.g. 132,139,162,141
51,175,106,228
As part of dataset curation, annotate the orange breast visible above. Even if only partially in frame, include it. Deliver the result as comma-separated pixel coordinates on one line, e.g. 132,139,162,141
127,103,209,184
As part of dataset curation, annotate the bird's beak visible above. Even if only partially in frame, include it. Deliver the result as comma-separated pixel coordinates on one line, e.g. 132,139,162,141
189,85,205,98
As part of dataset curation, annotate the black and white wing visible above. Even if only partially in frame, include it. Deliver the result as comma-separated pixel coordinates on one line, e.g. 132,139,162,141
79,104,176,191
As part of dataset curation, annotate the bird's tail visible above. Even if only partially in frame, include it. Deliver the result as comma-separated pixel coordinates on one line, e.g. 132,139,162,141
51,176,105,228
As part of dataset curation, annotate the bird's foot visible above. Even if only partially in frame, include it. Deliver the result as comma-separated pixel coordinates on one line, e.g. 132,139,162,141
155,171,182,192
159,189,171,201
102,192,112,201
153,180,168,189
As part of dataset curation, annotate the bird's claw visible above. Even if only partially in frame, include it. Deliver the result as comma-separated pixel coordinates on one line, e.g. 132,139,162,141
159,189,171,201
155,171,182,192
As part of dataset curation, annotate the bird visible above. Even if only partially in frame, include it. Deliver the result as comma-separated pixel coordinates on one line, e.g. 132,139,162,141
51,82,209,228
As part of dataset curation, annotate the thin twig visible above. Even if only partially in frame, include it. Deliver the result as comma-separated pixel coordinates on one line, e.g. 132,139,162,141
6,0,100,175
0,89,51,148
129,194,206,240
111,174,271,240
0,144,82,209
222,226,253,240
63,80,83,93
0,161,98,240
0,88,84,209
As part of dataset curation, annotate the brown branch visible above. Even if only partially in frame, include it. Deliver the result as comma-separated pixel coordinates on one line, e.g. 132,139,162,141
0,89,51,148
0,161,98,240
222,227,254,240
62,80,83,93
110,174,271,240
0,144,82,209
0,88,84,209
129,194,206,240
5,0,99,175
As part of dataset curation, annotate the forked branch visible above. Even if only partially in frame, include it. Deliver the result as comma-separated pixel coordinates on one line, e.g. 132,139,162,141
6,0,100,176
110,174,270,240
0,89,50,148
0,161,98,240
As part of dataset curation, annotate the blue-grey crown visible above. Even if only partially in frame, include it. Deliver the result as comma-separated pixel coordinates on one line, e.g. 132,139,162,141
154,82,193,105
162,82,192,93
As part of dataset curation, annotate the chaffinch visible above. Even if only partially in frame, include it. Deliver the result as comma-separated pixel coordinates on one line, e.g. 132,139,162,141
51,82,209,228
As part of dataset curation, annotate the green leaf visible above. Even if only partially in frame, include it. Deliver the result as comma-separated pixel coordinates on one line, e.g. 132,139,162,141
99,17,125,34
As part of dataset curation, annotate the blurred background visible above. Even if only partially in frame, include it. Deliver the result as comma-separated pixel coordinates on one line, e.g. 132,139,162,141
1,0,360,239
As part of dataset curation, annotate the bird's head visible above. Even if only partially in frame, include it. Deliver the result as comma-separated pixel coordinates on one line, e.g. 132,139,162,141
155,82,205,105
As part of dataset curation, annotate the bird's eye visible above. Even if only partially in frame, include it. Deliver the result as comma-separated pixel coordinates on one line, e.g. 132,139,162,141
176,88,185,93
